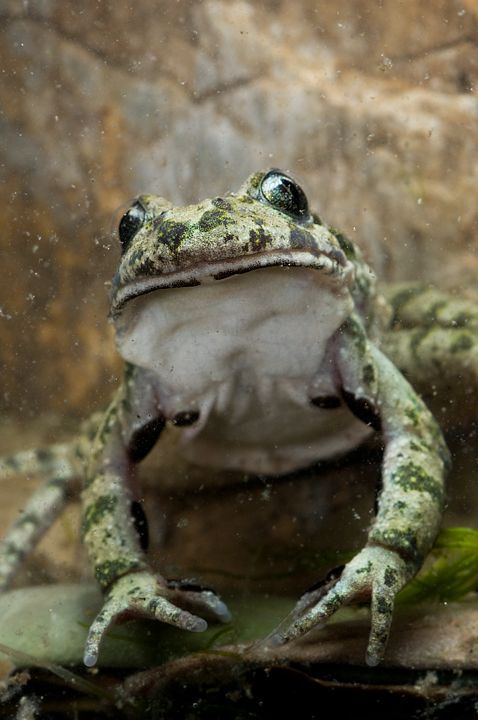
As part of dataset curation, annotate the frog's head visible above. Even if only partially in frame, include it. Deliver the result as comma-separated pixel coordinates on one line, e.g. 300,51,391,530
108,169,357,314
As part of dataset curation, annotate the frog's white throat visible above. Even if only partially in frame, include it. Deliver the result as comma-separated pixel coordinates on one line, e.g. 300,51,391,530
113,265,365,475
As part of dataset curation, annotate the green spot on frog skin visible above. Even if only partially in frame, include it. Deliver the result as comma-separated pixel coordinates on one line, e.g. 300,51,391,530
331,228,356,260
196,208,236,233
147,598,165,614
311,212,324,226
16,513,40,528
123,362,137,383
84,471,102,490
156,220,190,252
403,298,448,330
363,362,376,386
377,597,393,614
83,475,93,489
393,501,407,511
248,226,271,251
237,194,254,205
409,439,432,453
130,246,145,266
450,332,474,353
427,300,447,322
138,256,159,277
388,286,428,326
409,327,432,358
82,494,118,536
354,273,372,299
120,388,132,414
404,406,420,427
452,311,474,328
371,528,419,562
342,316,367,356
288,226,316,252
95,559,137,589
4,457,21,471
384,567,399,588
391,462,444,507
403,393,427,427
248,172,263,189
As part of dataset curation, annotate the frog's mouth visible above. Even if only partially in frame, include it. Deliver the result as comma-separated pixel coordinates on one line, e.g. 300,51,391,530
109,248,352,314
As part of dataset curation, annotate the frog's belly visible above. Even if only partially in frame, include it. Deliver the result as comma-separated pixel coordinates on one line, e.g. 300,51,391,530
115,266,367,474
180,399,372,475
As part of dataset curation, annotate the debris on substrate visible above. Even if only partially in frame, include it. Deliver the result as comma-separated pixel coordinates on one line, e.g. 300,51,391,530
4,599,478,719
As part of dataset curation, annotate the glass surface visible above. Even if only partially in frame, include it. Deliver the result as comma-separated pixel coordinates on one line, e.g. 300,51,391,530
0,1,477,717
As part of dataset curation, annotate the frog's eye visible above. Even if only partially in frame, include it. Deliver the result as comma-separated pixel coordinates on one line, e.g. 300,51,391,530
116,200,147,251
259,170,309,219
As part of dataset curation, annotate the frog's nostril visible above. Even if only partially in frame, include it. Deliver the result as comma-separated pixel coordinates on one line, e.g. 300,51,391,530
211,197,233,212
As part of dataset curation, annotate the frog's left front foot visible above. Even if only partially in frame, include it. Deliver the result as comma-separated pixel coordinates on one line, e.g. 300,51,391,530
83,571,231,667
274,547,414,666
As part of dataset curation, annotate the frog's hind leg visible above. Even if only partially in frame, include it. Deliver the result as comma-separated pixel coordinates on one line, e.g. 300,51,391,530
0,443,80,590
380,283,478,429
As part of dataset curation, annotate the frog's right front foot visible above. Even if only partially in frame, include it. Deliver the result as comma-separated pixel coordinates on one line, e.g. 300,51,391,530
83,570,231,667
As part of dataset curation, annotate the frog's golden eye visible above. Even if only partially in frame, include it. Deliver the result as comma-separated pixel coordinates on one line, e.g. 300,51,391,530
259,170,309,219
117,200,147,251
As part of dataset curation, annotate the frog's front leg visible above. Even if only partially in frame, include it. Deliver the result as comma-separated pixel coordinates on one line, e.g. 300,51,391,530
81,364,230,667
276,316,449,665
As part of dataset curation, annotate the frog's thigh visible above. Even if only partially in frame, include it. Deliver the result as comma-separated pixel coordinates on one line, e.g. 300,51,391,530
381,284,478,424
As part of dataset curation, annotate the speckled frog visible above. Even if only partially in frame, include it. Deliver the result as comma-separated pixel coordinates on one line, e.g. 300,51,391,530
5,168,476,669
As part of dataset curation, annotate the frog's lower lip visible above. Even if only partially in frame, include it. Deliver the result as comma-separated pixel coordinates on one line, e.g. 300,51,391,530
110,249,351,312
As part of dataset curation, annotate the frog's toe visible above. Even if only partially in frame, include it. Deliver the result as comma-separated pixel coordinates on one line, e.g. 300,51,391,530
292,565,345,618
273,582,356,646
165,579,232,622
365,586,395,667
83,571,210,666
84,600,121,667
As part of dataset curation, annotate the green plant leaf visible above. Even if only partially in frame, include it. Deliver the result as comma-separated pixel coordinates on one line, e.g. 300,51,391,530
396,527,478,606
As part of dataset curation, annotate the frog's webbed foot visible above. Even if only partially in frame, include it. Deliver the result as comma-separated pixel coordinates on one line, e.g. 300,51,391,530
273,547,413,666
83,571,231,667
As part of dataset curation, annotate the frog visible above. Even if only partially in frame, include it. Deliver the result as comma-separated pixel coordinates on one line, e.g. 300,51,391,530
2,168,477,670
